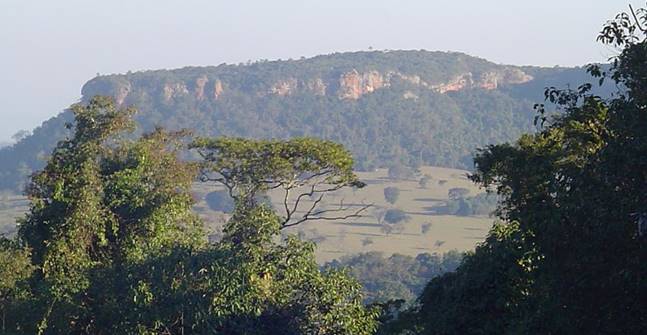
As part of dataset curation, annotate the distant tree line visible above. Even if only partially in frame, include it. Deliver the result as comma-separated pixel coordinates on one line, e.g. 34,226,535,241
325,251,463,304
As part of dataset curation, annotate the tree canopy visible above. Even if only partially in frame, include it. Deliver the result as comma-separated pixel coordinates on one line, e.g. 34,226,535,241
191,137,369,228
1,96,378,334
389,7,647,334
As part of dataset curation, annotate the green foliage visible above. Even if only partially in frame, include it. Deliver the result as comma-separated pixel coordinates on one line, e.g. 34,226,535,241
433,192,498,216
2,97,378,334
420,222,432,235
399,222,532,335
383,187,400,205
383,209,410,225
418,175,432,189
0,238,34,333
205,190,235,213
447,187,469,200
120,205,377,334
191,136,367,228
10,96,203,333
325,251,463,305
396,8,647,334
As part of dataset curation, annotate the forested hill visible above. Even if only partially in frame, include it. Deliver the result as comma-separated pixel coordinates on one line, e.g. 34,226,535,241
0,50,604,191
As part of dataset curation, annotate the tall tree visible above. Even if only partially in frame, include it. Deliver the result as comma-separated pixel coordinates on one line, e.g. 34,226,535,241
5,96,378,334
15,96,203,333
190,137,370,228
399,6,647,334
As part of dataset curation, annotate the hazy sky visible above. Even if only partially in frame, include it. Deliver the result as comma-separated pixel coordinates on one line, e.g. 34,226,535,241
0,0,632,143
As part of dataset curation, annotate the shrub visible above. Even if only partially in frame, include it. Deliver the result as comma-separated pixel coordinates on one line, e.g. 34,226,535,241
384,186,400,205
384,208,410,224
205,190,235,213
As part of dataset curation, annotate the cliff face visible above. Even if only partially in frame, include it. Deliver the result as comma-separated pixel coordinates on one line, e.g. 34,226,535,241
213,79,224,99
338,70,388,99
84,69,533,105
83,52,533,105
269,78,299,96
195,75,208,100
162,82,189,102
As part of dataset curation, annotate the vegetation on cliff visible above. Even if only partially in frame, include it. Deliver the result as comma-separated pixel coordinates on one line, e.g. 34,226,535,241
0,51,608,192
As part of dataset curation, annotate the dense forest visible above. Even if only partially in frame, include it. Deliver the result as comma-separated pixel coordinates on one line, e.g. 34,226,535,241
0,50,609,192
1,6,646,335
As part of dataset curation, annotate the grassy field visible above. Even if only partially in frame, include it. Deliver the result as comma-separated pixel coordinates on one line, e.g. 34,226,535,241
0,166,496,263
192,165,495,263
0,192,28,236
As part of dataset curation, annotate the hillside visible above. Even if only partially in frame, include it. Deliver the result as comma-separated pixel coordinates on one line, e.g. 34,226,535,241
0,50,604,192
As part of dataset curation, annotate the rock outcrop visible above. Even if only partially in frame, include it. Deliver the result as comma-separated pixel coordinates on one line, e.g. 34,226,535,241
307,78,327,96
213,79,224,100
163,82,189,102
114,81,131,106
270,78,298,96
478,68,533,90
432,73,475,93
338,70,387,100
195,75,209,101
82,57,533,106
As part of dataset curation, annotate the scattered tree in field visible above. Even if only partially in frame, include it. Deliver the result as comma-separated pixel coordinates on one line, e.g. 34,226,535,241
447,187,470,200
383,186,400,205
361,237,374,247
419,175,432,189
380,222,404,235
421,222,432,235
205,190,235,213
383,208,410,225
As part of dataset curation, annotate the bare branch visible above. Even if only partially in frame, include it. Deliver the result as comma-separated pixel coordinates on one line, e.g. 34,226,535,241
281,203,371,229
282,187,292,224
629,4,647,32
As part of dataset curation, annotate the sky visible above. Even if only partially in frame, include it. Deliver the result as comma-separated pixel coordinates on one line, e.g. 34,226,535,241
0,0,632,143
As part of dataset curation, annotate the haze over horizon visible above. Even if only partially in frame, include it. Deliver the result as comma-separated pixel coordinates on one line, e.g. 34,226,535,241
0,0,631,143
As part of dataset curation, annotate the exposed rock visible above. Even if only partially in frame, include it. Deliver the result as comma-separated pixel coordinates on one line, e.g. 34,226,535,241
270,78,298,96
432,73,474,93
478,69,533,90
394,73,431,88
114,81,131,106
213,80,224,100
259,67,530,100
163,82,189,101
195,75,209,100
501,68,533,84
402,91,419,100
338,70,387,100
307,78,327,96
479,72,500,90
